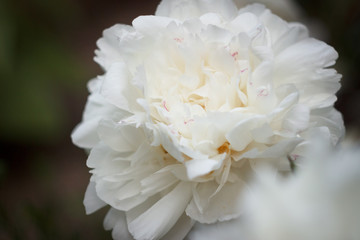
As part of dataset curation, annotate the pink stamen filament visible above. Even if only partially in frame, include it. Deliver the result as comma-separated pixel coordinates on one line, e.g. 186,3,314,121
163,101,169,112
258,89,268,97
184,119,194,125
174,37,183,42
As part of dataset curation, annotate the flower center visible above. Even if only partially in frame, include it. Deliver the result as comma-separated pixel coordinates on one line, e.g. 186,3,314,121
145,35,251,136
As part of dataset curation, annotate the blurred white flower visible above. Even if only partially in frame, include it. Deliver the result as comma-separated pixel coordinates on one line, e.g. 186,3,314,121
241,139,360,240
72,0,343,239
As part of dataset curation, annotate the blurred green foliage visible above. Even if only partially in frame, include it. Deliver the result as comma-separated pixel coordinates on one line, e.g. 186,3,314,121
0,0,87,144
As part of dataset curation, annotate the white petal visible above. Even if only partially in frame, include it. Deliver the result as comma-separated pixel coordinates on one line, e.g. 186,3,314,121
274,38,338,82
157,124,185,162
87,142,127,169
198,0,238,20
140,169,179,195
128,182,193,240
96,179,149,211
97,120,145,153
104,208,121,231
132,15,177,36
226,116,265,151
282,104,310,133
104,208,134,240
185,156,224,179
187,217,246,240
228,12,259,34
202,24,233,45
259,9,289,44
268,86,299,122
156,0,200,19
186,180,247,223
156,0,237,21
161,213,195,240
199,13,222,26
71,92,122,149
128,142,163,167
251,123,274,143
94,24,134,70
257,138,302,159
71,118,101,149
247,61,277,113
309,108,344,144
101,61,141,112
116,181,142,201
273,23,309,54
83,181,107,214
238,3,266,17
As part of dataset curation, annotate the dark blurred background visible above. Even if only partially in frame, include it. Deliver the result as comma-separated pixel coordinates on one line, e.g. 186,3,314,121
0,0,359,239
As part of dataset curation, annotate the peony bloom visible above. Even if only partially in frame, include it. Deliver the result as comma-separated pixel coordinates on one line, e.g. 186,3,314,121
72,0,344,239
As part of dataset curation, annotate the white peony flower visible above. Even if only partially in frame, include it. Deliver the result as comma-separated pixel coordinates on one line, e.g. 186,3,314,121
72,0,344,239
240,139,360,240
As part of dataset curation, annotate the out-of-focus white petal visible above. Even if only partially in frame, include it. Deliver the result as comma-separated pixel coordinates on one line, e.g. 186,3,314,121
242,139,360,240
